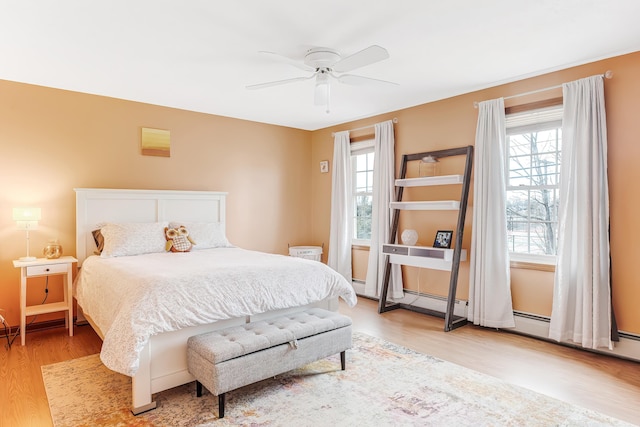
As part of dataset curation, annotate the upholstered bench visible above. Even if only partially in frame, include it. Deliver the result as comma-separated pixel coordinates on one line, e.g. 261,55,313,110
186,307,353,418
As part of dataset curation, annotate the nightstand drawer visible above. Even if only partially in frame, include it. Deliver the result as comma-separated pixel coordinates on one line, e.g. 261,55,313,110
26,263,68,277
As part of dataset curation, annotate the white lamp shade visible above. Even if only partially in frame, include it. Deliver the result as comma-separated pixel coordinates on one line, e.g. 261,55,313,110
13,207,41,230
13,207,41,221
13,207,41,261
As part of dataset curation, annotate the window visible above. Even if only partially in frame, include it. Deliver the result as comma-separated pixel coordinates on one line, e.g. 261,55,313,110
506,106,563,261
351,140,375,244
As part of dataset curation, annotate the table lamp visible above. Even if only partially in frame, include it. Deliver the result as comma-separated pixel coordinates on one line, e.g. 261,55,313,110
13,207,41,262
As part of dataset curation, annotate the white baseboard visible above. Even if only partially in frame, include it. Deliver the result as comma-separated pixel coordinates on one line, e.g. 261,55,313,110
513,312,640,362
352,281,366,295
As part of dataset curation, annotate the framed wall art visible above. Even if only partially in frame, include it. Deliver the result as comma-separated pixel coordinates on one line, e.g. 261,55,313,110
141,127,171,157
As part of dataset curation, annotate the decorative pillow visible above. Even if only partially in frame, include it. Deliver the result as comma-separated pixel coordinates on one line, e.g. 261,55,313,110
91,228,105,255
100,222,168,258
168,221,231,249
165,225,195,252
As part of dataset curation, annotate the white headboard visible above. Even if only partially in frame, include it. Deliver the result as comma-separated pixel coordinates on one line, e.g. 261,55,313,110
75,188,227,265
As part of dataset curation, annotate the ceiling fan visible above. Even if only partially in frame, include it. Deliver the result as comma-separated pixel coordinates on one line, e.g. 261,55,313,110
246,45,397,112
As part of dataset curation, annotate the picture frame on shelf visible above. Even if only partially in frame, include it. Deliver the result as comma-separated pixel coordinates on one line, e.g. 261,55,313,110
433,230,453,249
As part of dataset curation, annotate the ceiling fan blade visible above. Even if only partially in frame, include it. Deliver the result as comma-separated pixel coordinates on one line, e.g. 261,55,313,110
246,75,314,90
336,73,399,87
331,45,389,73
258,51,315,72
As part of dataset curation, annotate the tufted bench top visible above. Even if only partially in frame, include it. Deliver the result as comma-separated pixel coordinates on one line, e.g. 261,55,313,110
188,308,352,364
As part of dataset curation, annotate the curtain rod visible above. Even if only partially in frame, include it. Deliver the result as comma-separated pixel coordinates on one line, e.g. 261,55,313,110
473,70,613,108
331,117,398,137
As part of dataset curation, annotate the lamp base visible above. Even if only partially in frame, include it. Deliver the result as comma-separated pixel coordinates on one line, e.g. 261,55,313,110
18,256,37,262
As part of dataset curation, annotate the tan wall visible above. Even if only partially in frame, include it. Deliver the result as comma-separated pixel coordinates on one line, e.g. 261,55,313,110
2,51,639,335
0,80,312,326
351,247,369,282
312,51,640,334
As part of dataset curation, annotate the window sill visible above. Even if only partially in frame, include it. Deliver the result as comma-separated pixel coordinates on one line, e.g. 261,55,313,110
510,260,555,272
507,253,558,274
509,253,555,272
352,243,371,251
351,240,371,251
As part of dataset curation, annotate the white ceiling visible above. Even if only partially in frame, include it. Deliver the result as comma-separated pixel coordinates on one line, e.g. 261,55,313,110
1,1,639,131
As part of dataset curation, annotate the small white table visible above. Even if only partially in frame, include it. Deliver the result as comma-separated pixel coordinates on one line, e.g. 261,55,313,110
12,256,77,346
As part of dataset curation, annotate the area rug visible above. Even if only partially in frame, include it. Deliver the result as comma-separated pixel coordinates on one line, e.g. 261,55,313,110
42,332,632,427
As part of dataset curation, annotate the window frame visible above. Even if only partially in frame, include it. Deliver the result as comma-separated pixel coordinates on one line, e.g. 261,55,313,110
505,105,563,265
351,139,375,247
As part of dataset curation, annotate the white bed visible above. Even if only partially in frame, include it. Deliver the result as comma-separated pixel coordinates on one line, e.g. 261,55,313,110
74,188,357,414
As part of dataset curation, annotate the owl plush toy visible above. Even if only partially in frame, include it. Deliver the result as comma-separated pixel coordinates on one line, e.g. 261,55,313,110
165,225,196,252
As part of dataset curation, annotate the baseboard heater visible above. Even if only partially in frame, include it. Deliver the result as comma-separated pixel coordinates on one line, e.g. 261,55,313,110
353,281,640,363
512,310,640,362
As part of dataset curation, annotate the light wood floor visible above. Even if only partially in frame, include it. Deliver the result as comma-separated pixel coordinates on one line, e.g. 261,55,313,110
1,299,639,426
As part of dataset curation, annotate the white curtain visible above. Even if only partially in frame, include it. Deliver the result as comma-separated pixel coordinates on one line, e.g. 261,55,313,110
468,98,515,328
328,131,353,281
364,120,404,298
549,75,612,349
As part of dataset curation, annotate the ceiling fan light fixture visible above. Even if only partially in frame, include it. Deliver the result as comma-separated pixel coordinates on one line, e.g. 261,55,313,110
314,71,330,112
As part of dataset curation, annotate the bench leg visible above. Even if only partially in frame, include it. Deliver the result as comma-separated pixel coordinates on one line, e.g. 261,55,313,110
340,351,346,370
219,393,225,418
195,380,224,418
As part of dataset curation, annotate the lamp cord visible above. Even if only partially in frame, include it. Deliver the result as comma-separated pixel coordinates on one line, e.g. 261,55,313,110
1,319,10,350
4,276,49,349
404,268,423,306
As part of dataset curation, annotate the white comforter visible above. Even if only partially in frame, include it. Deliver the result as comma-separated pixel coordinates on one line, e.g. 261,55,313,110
75,247,357,376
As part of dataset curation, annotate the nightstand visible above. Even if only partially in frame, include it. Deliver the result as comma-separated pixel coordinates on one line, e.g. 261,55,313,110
12,256,77,346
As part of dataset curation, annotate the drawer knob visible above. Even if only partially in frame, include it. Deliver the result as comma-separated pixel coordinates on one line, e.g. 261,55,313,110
45,268,50,272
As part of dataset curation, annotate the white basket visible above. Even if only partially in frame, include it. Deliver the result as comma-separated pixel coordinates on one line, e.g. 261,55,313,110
289,246,323,262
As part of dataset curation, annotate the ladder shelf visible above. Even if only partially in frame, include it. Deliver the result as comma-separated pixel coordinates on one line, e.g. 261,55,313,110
378,145,474,332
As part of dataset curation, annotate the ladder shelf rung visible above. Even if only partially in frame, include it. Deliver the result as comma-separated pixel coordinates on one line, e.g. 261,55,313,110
390,200,460,210
395,174,464,187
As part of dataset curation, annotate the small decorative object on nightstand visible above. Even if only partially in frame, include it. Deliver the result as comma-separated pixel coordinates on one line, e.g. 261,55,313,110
43,239,63,259
12,256,77,345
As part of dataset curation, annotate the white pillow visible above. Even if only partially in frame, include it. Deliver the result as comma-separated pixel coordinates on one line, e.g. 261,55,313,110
100,222,168,258
168,221,231,249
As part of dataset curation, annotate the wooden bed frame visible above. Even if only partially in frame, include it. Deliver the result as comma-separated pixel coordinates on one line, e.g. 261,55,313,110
74,188,336,414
